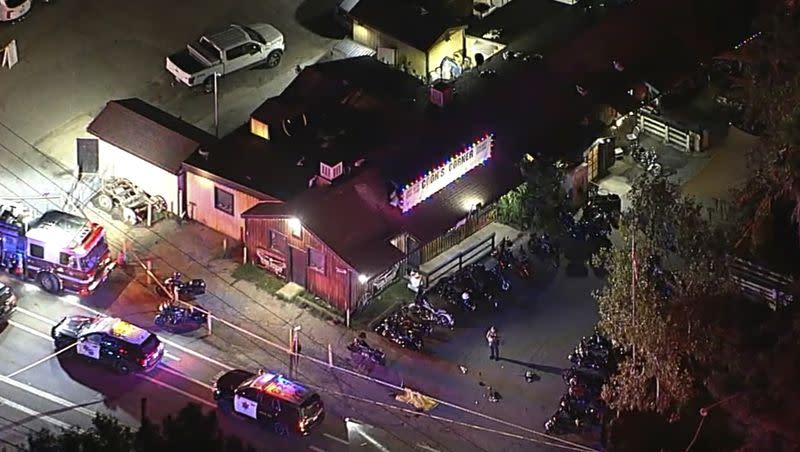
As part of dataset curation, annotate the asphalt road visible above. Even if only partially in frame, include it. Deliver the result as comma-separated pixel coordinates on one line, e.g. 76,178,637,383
0,276,353,451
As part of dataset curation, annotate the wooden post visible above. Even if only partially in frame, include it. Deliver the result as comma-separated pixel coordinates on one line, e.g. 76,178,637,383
346,308,351,329
207,313,212,335
327,344,333,367
178,189,184,218
146,260,152,284
222,238,228,256
146,203,153,228
287,328,294,355
243,246,248,264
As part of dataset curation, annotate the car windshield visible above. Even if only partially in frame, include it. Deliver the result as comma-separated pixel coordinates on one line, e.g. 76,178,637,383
80,237,108,271
241,26,266,45
140,334,160,355
300,394,323,419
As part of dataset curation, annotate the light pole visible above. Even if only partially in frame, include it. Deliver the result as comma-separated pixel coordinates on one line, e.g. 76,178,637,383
213,72,220,138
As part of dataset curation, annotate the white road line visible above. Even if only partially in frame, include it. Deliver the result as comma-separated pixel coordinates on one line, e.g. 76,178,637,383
323,433,349,445
7,320,52,341
157,364,214,390
0,375,96,418
58,297,233,371
163,351,181,362
309,446,328,452
416,444,442,452
13,307,56,325
0,395,72,429
136,374,216,408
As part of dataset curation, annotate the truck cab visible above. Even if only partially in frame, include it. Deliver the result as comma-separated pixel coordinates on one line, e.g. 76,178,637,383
166,23,285,92
0,207,115,295
213,369,325,435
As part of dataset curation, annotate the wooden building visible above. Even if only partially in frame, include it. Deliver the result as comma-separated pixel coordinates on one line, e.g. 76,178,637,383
86,99,214,217
350,0,468,81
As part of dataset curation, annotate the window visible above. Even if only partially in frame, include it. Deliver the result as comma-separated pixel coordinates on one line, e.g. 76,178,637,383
59,252,71,266
214,187,234,215
226,44,250,60
250,118,270,140
242,26,267,44
30,244,44,259
270,230,288,255
308,248,326,274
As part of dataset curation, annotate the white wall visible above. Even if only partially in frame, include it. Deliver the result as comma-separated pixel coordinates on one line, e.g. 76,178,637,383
97,140,181,215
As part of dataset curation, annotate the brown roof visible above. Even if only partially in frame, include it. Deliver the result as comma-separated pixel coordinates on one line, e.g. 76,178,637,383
243,168,405,275
243,147,522,274
87,99,215,174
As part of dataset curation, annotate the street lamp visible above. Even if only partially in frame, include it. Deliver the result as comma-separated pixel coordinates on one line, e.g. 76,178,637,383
358,274,368,284
288,217,302,237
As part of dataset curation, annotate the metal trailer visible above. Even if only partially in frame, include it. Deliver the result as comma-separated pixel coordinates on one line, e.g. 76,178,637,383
92,177,168,226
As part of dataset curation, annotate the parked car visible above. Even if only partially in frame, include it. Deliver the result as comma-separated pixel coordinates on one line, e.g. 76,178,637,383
51,315,164,374
213,369,325,436
166,23,285,92
0,281,16,323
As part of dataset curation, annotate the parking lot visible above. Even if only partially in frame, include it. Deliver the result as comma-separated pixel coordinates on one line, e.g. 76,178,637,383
0,0,337,167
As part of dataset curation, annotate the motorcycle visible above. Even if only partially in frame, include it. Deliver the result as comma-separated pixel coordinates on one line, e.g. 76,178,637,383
154,301,208,326
347,340,386,366
156,272,206,301
374,315,425,351
544,407,583,435
405,298,455,330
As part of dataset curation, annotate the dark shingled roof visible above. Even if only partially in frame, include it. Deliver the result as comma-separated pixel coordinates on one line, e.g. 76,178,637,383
87,99,214,174
350,0,464,51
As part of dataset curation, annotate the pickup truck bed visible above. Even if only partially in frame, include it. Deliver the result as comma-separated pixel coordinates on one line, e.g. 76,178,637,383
167,49,207,76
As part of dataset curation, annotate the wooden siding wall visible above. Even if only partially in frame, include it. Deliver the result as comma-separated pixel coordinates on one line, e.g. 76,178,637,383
244,217,364,312
185,171,266,240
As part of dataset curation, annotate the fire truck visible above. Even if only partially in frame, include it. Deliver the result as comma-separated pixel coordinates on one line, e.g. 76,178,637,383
0,205,115,295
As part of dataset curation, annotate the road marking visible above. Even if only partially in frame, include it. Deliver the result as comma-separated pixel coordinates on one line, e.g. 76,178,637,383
309,446,328,452
416,444,442,452
6,342,77,379
13,306,56,325
0,395,72,429
157,364,214,390
323,433,349,445
0,375,96,418
136,374,216,408
8,320,52,341
58,297,233,371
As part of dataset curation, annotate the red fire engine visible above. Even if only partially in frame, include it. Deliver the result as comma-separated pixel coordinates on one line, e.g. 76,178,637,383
0,205,115,295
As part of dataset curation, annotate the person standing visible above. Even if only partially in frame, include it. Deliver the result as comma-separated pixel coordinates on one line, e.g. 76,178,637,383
486,326,500,360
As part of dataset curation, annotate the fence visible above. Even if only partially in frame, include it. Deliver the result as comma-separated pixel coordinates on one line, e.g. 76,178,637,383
728,256,795,310
421,233,496,289
418,206,496,264
637,111,706,153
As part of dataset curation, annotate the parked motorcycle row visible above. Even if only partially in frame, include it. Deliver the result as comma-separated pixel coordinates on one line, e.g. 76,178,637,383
545,332,617,436
153,272,209,328
630,145,662,176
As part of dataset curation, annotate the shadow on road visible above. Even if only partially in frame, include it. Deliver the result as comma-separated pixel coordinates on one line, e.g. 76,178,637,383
497,357,563,375
296,0,348,39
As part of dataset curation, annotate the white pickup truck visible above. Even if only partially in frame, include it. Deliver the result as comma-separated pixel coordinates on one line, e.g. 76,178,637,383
166,23,284,92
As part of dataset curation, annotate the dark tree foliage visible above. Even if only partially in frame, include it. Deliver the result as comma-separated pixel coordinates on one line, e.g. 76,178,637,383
594,174,729,414
26,404,254,452
733,6,800,253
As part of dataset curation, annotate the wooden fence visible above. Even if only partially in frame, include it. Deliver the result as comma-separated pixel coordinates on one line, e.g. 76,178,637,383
419,206,496,264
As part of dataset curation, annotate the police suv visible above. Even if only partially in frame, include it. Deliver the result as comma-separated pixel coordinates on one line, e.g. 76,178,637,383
51,315,164,375
213,369,325,435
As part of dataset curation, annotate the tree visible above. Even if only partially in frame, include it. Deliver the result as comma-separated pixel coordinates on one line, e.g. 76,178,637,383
734,6,800,253
26,404,254,452
594,174,729,414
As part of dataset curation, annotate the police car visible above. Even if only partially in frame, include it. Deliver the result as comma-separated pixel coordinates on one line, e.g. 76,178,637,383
51,315,164,375
213,369,325,436
0,281,17,323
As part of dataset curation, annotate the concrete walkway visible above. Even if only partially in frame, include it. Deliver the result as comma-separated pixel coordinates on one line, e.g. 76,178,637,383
420,222,522,280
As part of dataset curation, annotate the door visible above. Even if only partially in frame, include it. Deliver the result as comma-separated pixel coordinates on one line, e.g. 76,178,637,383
76,334,102,360
290,247,307,287
234,388,260,419
224,43,261,73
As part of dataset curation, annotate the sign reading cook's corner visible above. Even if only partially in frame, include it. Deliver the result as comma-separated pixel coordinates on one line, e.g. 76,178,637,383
399,134,493,213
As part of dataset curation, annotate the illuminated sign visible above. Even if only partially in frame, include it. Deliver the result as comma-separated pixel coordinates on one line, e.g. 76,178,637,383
399,134,493,213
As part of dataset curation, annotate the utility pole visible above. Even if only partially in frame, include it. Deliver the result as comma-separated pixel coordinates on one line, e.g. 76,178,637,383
631,234,637,364
213,72,220,138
